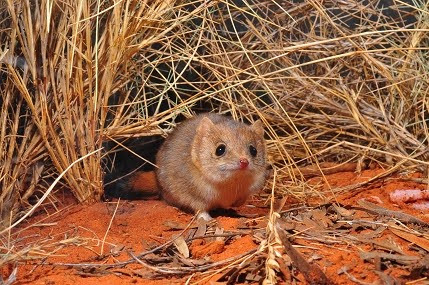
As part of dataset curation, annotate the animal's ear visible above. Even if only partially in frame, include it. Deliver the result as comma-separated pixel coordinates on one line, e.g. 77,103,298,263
192,116,215,168
195,116,215,137
251,119,265,137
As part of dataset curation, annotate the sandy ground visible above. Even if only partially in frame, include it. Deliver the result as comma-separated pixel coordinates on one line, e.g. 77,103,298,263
3,167,429,284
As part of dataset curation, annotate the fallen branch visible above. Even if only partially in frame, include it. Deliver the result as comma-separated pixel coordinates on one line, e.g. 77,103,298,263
359,251,420,265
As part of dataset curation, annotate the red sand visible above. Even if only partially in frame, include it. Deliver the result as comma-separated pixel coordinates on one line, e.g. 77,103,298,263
4,167,429,284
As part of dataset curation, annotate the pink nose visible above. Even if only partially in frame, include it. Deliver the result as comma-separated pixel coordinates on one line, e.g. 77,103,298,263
239,158,249,169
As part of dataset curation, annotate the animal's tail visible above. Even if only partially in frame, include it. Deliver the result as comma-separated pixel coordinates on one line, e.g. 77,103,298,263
104,171,159,199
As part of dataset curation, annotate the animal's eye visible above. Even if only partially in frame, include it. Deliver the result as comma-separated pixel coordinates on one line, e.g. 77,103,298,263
215,144,226,156
249,145,257,157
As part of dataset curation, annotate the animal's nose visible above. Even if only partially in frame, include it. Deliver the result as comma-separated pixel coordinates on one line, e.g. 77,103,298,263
239,158,249,169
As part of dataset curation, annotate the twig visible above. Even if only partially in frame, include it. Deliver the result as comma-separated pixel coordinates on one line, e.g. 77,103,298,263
357,200,429,226
359,251,420,265
129,249,258,274
276,220,332,285
100,198,121,255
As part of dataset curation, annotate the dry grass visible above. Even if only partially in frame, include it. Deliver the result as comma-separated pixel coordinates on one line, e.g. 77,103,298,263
0,0,428,273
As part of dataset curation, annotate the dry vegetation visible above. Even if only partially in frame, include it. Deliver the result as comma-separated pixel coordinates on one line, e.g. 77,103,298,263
0,0,428,280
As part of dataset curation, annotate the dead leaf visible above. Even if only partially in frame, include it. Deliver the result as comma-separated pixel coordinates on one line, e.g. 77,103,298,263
311,209,333,228
333,205,355,217
302,217,320,230
173,236,189,258
195,218,207,237
110,244,125,255
245,272,263,282
390,228,429,252
163,220,187,230
214,227,224,242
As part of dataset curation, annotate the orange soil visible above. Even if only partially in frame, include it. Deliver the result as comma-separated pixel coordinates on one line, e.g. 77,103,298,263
4,167,429,284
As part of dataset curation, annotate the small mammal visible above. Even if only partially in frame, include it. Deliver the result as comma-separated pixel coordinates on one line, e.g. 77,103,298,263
107,113,268,220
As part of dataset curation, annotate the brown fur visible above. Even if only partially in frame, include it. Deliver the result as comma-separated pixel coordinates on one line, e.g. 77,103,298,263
155,113,267,216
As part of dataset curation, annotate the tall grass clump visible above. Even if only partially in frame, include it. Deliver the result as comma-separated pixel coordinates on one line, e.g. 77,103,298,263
0,0,182,227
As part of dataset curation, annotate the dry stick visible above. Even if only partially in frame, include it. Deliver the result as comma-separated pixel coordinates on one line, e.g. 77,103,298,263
276,221,332,285
394,177,429,184
128,251,184,275
0,148,102,235
359,251,420,265
1,267,17,285
357,200,429,227
407,277,429,285
129,249,257,274
100,198,121,255
0,48,8,62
